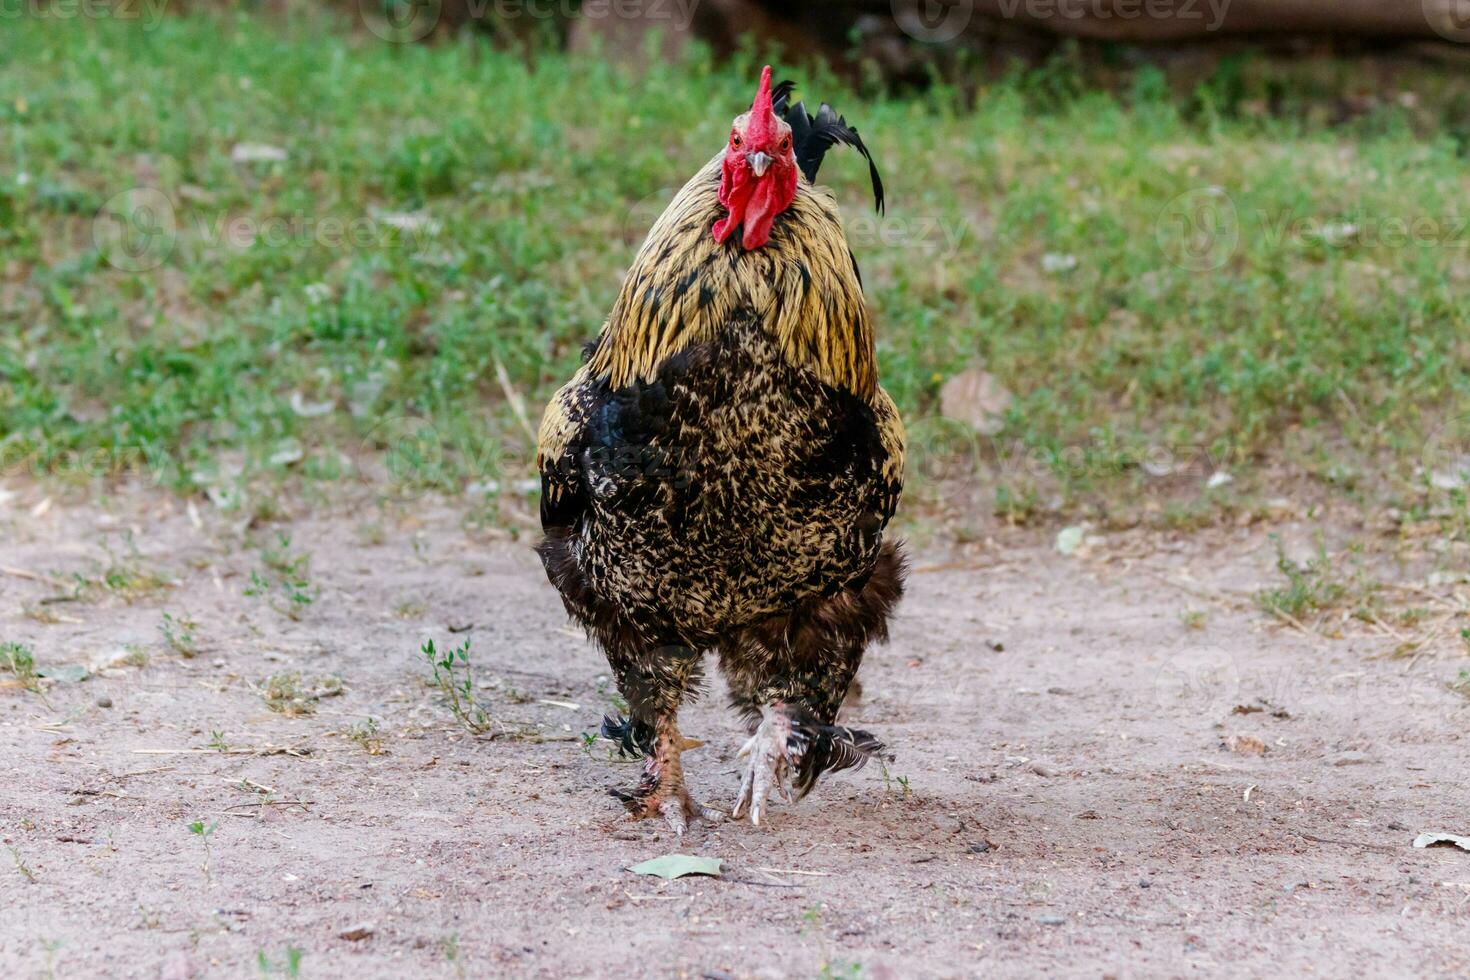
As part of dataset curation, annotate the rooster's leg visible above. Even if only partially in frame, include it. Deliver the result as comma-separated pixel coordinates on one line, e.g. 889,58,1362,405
603,644,722,833
722,544,906,827
617,719,724,834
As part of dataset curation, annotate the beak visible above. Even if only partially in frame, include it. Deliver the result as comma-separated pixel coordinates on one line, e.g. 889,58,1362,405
746,151,772,177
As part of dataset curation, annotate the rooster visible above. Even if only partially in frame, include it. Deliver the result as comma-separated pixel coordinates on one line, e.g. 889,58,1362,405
537,66,905,832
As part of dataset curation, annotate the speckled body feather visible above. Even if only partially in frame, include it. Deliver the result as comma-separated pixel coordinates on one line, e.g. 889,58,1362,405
538,151,905,802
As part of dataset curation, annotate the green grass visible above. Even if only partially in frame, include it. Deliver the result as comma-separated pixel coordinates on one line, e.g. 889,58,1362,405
3,12,1470,528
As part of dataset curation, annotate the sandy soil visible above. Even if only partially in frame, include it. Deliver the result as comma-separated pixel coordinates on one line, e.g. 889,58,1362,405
2,488,1469,979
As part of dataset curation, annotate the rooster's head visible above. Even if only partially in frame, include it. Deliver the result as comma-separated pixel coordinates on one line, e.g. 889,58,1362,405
713,65,799,251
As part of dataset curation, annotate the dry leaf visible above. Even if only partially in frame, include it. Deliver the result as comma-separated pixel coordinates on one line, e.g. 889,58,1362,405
627,854,723,880
1224,734,1267,756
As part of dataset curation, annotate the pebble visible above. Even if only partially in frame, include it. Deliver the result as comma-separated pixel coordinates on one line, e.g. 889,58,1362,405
1038,915,1065,926
95,696,113,709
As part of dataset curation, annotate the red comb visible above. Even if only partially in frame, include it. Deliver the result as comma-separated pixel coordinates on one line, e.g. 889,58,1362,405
746,65,777,145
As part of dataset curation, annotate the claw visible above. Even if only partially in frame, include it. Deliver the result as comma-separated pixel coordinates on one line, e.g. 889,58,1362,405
660,797,688,836
732,706,797,828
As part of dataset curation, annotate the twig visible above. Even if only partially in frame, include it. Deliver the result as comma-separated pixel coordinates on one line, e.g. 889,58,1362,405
751,867,832,877
0,565,68,589
221,800,314,816
621,890,682,903
493,356,538,446
1293,830,1397,854
132,745,311,757
229,777,276,794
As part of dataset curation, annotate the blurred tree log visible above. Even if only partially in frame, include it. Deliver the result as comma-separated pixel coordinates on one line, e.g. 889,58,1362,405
564,0,1468,81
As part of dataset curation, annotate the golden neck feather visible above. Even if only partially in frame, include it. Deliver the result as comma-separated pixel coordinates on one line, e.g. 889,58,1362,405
586,157,877,402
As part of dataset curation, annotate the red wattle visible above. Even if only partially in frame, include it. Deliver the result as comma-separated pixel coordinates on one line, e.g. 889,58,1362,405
713,162,754,243
741,173,779,249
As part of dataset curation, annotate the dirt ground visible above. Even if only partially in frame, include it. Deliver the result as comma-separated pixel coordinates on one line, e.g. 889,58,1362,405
2,486,1469,979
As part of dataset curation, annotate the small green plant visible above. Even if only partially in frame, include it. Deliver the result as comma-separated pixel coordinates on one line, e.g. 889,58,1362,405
1460,627,1470,652
187,819,218,885
160,613,199,658
442,934,465,980
256,946,304,977
1255,540,1349,621
394,599,427,620
346,717,384,755
74,541,174,603
1450,670,1470,701
422,638,494,734
896,775,912,797
1180,608,1207,630
245,536,319,620
261,672,344,716
595,677,630,716
209,730,231,752
1,641,40,692
8,845,36,882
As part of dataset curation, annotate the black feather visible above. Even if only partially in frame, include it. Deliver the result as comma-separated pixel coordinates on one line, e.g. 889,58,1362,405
772,81,885,215
786,710,888,797
771,79,798,113
599,713,654,758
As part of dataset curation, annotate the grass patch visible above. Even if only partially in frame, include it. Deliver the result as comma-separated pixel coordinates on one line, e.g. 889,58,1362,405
3,13,1470,526
1448,669,1470,701
159,612,199,657
0,641,41,693
1255,542,1353,622
260,671,343,715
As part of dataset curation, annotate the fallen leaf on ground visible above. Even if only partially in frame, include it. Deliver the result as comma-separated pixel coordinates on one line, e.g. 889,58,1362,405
1223,734,1267,756
37,664,89,684
1055,526,1084,556
1412,832,1470,852
627,854,723,880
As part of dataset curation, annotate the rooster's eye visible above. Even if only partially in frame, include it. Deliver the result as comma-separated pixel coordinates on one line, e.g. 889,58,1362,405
732,135,742,148
781,137,790,150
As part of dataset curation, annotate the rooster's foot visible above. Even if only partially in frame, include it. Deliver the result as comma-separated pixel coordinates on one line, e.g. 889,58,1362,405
615,728,723,835
731,706,798,827
642,790,726,836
